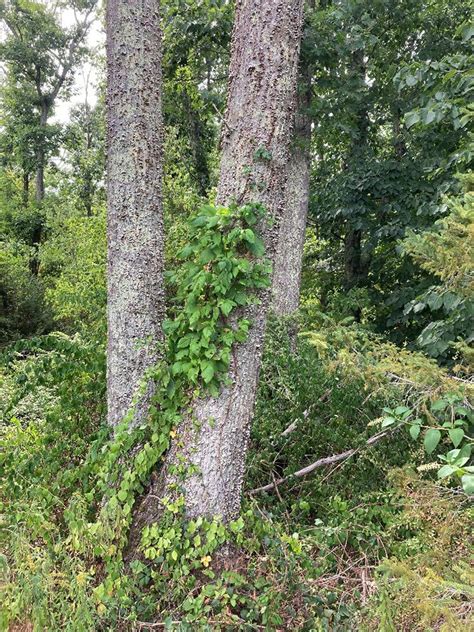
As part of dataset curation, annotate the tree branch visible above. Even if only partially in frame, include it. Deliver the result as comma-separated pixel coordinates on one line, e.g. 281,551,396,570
248,429,392,495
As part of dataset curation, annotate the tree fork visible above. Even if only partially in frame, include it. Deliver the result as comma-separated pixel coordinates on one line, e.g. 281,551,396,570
130,0,305,537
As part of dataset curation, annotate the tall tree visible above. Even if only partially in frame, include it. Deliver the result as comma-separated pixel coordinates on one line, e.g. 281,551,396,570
0,0,96,204
132,0,305,533
106,0,165,427
63,96,105,217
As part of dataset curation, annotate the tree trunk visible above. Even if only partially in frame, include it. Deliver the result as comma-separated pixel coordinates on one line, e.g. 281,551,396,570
35,161,44,203
131,0,304,534
35,103,48,204
106,0,165,427
344,227,363,289
271,66,312,316
22,170,29,207
343,49,369,295
183,89,210,196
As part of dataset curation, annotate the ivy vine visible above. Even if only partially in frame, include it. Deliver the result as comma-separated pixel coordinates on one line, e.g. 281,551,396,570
66,202,271,607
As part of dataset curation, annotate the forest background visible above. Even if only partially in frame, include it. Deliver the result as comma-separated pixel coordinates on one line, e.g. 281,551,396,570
0,0,473,630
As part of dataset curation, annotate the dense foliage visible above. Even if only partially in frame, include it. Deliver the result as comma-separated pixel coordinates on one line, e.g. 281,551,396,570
0,0,472,630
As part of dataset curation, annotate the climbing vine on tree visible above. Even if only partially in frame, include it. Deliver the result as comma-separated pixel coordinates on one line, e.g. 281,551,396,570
62,202,271,613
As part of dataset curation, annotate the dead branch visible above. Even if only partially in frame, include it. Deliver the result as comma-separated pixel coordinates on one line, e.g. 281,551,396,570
248,429,391,495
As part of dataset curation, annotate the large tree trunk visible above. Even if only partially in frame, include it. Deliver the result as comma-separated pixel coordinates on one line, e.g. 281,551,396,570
106,0,165,427
131,0,304,535
344,227,363,289
271,66,312,316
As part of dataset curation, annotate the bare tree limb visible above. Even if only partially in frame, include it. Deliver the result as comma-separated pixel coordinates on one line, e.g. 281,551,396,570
248,429,392,495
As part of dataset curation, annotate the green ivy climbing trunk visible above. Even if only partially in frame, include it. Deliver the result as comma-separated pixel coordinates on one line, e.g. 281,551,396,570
106,0,165,427
131,0,305,532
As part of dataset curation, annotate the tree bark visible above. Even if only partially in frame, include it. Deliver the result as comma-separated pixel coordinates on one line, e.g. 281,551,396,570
106,0,165,427
271,65,312,316
131,0,304,534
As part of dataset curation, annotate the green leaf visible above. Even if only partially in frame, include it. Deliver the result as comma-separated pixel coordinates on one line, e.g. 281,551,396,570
201,363,215,384
242,228,256,243
394,406,410,416
409,424,421,440
437,464,455,479
117,489,128,502
422,108,436,124
381,416,396,428
461,474,474,494
424,428,441,454
431,399,448,412
219,300,235,317
448,428,464,448
404,111,420,128
458,443,472,461
459,23,474,41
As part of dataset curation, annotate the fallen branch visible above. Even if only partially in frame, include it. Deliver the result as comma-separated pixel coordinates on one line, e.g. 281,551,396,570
248,429,392,495
280,389,331,438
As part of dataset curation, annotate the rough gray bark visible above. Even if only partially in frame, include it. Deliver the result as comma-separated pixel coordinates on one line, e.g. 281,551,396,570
106,0,165,427
271,66,312,316
130,0,304,535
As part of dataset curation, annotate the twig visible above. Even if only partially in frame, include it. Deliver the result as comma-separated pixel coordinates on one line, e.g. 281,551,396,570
211,101,232,134
280,389,331,438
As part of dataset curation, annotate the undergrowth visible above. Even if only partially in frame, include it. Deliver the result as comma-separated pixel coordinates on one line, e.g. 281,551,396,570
1,204,472,631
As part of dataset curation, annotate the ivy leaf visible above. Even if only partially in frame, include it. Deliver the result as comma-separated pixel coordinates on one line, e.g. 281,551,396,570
424,428,441,454
459,23,474,41
201,363,215,384
394,406,410,416
191,215,208,228
443,292,461,311
422,108,436,124
448,428,464,448
431,399,448,412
